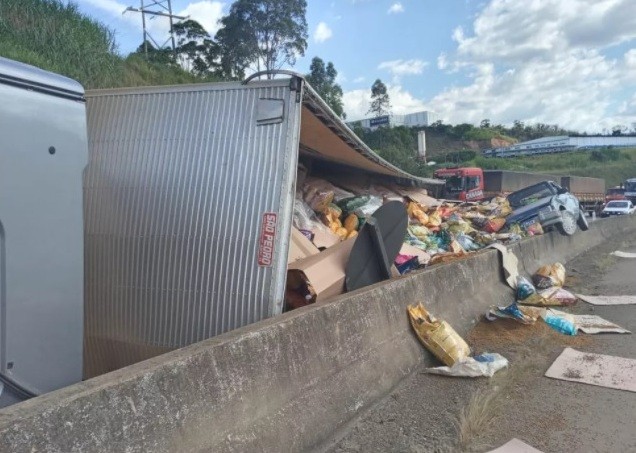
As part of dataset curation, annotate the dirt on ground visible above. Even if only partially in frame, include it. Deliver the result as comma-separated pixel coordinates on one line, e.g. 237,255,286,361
325,234,636,453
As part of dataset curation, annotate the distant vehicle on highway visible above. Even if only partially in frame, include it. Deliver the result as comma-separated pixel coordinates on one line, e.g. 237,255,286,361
433,167,605,213
504,180,589,236
605,186,626,204
600,200,635,217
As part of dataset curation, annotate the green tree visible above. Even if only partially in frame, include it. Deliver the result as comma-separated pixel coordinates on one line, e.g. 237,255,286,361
367,79,391,118
306,57,345,118
172,19,219,76
480,118,491,128
214,0,308,80
133,40,175,66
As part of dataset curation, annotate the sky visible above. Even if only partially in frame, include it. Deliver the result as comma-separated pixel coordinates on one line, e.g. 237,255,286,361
77,0,636,133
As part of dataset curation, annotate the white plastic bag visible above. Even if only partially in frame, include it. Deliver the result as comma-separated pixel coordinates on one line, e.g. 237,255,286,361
425,353,508,378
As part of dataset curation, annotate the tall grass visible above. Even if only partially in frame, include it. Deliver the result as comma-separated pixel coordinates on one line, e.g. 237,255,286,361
0,0,121,87
0,0,216,88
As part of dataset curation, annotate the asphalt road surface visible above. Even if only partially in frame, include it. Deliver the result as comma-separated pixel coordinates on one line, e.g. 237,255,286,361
324,234,636,453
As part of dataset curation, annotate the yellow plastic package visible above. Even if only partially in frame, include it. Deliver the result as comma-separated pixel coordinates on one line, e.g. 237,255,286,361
427,211,442,227
407,303,471,366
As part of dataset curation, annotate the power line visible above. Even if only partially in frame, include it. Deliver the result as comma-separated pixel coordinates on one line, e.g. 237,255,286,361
124,0,188,56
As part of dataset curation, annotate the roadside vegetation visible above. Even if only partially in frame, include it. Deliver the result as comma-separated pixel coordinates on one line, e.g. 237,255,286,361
0,0,216,88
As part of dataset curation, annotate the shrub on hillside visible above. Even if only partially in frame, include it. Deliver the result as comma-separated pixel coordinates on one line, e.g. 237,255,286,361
590,148,621,162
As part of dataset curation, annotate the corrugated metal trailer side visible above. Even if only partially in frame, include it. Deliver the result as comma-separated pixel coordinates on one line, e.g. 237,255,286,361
84,79,302,376
84,77,441,377
483,170,560,194
560,176,605,195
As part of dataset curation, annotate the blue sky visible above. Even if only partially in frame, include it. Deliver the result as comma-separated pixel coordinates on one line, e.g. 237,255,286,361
78,0,636,132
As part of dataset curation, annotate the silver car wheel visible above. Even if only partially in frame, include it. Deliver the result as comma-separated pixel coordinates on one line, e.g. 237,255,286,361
558,210,578,236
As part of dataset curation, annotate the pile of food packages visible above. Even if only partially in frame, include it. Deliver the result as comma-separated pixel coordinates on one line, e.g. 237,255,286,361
292,172,546,273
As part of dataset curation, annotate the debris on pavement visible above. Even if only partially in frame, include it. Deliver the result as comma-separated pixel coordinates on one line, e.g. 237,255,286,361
547,309,631,334
610,251,636,258
516,276,538,301
532,262,566,289
487,438,543,453
577,294,636,306
542,310,577,335
407,303,471,366
487,243,519,288
485,303,543,325
536,287,577,306
425,352,508,378
545,347,636,392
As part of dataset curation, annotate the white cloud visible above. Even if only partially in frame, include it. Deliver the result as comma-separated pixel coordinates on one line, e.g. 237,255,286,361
437,53,448,70
82,0,126,16
343,84,428,120
388,2,404,14
354,76,366,83
179,1,224,36
378,59,427,76
427,0,636,132
314,22,333,43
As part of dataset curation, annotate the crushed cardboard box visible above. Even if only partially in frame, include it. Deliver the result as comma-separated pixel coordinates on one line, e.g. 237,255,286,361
288,228,320,264
287,237,356,308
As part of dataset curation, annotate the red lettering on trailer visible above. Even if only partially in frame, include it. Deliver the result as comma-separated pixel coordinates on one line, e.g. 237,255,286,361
258,213,278,266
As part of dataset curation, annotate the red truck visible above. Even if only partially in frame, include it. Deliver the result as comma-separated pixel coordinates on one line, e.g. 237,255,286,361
432,167,485,202
433,167,605,213
605,186,626,204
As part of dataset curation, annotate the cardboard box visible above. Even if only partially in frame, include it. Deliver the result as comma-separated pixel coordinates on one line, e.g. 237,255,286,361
310,226,340,250
288,227,320,264
393,187,440,207
287,237,355,304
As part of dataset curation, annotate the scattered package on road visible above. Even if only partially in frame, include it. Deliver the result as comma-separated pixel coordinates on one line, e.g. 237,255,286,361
547,309,631,334
610,250,636,259
577,294,636,306
541,310,577,335
487,438,543,453
545,347,636,392
485,302,543,325
513,265,577,306
532,263,566,289
426,352,508,378
407,303,471,366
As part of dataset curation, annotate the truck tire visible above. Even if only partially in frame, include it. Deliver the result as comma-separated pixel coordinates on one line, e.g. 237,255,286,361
556,210,578,236
577,209,589,231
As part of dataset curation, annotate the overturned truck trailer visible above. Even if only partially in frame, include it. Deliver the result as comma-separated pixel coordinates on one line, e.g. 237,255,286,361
84,74,443,377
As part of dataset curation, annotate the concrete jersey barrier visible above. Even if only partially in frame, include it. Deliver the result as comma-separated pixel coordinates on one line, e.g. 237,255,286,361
0,216,634,452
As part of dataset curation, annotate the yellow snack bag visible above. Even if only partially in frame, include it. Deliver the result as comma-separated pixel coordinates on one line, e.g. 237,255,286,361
407,303,470,366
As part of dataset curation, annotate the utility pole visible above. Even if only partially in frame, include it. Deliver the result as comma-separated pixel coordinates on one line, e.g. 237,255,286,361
124,0,187,57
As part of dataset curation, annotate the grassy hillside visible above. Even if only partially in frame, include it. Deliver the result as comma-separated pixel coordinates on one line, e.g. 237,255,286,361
0,0,216,88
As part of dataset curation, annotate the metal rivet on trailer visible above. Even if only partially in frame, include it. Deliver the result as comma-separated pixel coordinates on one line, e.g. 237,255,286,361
48,146,56,155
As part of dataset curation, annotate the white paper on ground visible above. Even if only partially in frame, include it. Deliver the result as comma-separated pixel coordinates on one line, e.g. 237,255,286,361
545,348,636,392
426,353,508,378
611,251,636,258
487,438,543,453
547,309,631,334
577,294,636,306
